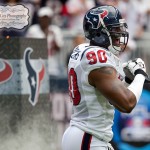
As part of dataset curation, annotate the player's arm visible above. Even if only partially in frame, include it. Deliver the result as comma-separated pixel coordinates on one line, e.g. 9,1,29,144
88,66,146,113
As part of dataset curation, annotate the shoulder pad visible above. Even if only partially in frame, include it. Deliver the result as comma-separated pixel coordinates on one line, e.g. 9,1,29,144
80,46,116,73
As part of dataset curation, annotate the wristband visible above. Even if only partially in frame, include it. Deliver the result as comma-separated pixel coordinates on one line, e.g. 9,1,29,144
127,74,145,103
134,69,148,78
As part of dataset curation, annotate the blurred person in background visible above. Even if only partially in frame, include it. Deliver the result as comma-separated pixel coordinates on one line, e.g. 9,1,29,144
143,0,150,31
58,0,70,28
66,0,95,32
46,0,64,27
117,0,147,40
29,0,42,25
26,6,64,77
112,84,150,150
66,32,86,67
94,0,105,6
72,33,86,48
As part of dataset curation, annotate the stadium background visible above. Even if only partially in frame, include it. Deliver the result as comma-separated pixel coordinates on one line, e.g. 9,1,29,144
0,1,150,150
0,0,150,150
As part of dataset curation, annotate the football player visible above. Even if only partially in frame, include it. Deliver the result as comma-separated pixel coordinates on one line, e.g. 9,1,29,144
62,5,148,150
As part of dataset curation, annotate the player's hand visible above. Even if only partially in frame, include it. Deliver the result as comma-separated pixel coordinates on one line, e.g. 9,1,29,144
123,58,148,78
127,58,146,74
123,61,134,82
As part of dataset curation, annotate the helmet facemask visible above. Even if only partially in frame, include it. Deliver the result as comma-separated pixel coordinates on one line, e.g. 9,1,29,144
106,21,129,55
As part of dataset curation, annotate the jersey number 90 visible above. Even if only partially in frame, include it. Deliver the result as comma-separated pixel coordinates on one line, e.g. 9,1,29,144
68,68,81,105
86,50,107,64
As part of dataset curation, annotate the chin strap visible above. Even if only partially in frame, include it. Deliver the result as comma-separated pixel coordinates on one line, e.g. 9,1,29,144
108,45,120,55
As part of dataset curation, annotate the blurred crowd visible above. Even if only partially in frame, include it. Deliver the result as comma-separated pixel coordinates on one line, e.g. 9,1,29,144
0,0,150,76
1,0,150,33
1,0,150,34
0,0,150,150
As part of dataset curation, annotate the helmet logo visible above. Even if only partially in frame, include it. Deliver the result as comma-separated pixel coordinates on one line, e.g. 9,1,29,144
100,10,108,19
86,8,108,29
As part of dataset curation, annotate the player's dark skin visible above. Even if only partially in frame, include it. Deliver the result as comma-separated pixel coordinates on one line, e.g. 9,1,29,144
88,67,137,113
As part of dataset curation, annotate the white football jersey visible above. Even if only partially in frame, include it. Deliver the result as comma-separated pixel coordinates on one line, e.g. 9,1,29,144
68,43,125,142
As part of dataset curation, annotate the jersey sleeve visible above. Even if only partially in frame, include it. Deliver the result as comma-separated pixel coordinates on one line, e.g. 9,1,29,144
80,47,117,74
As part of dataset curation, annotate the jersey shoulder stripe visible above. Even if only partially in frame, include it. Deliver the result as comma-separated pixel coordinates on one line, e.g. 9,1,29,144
80,46,98,61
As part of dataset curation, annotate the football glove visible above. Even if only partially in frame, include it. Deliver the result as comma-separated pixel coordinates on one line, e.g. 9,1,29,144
123,58,148,83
